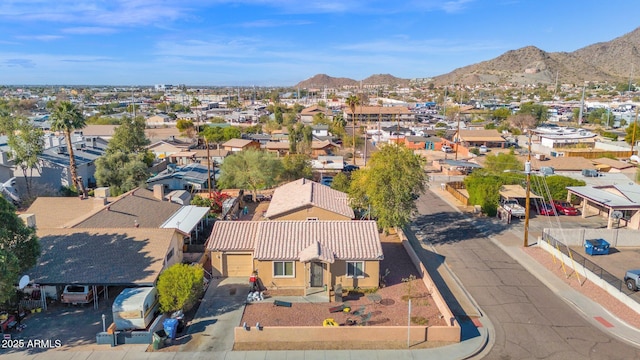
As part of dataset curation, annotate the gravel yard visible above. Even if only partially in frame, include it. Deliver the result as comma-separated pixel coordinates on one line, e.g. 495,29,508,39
241,236,447,329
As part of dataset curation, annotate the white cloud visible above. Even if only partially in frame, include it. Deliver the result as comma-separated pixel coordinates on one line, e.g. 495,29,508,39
61,27,118,35
239,19,312,28
15,35,64,41
0,0,192,27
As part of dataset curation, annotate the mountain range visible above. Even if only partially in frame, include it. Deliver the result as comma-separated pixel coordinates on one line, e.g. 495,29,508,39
294,26,640,88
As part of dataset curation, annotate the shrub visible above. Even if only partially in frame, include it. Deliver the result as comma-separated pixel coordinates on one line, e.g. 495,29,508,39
157,263,205,313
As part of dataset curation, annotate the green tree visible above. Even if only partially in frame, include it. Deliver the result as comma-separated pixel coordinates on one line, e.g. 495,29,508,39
94,151,150,196
157,263,204,313
624,121,640,145
492,108,511,121
531,175,586,201
464,171,523,216
518,102,548,124
222,126,242,141
331,172,351,193
349,145,426,231
49,101,87,193
483,152,523,173
218,149,283,201
586,108,609,125
107,116,150,154
280,154,312,182
0,196,40,304
176,119,196,139
3,118,44,199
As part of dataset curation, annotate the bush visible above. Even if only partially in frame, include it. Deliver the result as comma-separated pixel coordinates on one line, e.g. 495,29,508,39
469,147,480,156
157,263,205,313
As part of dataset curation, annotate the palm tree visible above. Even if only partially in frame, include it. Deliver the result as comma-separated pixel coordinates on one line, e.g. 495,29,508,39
191,97,202,132
345,95,360,165
50,101,87,195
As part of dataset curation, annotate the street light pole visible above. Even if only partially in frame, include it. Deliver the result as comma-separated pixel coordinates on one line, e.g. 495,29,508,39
524,130,532,247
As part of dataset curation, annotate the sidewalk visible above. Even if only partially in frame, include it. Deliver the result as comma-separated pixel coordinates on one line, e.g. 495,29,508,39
430,184,640,349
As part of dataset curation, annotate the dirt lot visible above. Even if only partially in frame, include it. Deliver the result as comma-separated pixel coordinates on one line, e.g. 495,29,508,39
237,234,448,350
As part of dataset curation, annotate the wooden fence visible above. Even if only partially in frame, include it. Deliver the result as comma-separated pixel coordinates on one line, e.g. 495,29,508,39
445,181,469,206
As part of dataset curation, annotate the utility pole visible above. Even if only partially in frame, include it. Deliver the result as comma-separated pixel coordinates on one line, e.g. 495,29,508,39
205,138,213,199
455,113,461,161
632,108,638,155
524,130,532,247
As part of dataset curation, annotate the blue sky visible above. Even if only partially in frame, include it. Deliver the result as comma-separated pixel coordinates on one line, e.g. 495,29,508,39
1,0,639,86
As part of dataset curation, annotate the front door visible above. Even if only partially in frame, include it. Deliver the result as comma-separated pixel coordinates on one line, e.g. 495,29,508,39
310,262,323,288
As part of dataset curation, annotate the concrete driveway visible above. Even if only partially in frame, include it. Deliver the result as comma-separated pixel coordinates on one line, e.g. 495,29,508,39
178,277,249,352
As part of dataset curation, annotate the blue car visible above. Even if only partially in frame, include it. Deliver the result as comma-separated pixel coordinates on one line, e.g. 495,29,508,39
320,177,334,186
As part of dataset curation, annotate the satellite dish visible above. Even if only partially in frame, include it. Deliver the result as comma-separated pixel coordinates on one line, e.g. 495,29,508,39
18,275,30,289
612,211,623,220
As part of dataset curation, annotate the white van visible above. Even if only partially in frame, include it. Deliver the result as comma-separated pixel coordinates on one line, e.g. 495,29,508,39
441,145,453,153
112,287,160,330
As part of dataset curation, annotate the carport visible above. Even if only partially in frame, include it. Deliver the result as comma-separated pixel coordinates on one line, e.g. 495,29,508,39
567,184,640,229
160,205,211,244
26,228,177,309
499,184,542,202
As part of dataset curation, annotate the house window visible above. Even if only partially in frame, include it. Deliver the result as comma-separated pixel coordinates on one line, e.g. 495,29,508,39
273,261,295,277
166,248,174,262
347,261,364,278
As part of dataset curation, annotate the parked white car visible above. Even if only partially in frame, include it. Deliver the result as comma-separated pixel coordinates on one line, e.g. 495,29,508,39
441,145,453,153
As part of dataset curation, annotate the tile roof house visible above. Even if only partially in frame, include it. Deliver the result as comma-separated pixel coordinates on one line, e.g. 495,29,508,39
265,178,354,220
206,220,383,293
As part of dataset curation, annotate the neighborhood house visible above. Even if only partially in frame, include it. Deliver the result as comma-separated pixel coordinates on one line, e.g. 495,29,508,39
206,220,384,294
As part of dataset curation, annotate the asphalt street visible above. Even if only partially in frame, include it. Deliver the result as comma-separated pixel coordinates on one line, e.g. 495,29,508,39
412,188,640,359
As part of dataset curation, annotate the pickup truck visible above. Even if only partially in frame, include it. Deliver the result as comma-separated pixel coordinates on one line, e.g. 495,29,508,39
500,199,526,218
624,269,640,291
61,285,100,305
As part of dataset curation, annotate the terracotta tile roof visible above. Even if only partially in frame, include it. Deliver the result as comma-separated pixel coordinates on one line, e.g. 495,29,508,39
265,178,354,219
206,220,384,262
205,221,261,251
24,197,107,228
72,188,182,228
28,228,176,285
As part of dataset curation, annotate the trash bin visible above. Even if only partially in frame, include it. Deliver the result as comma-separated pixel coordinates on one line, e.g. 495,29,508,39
585,239,610,255
163,318,179,341
171,310,185,333
152,330,166,350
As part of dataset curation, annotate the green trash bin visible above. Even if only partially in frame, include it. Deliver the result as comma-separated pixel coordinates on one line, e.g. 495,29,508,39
152,330,167,350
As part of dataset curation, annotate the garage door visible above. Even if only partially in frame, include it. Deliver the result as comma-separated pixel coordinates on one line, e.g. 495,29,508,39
225,254,253,277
